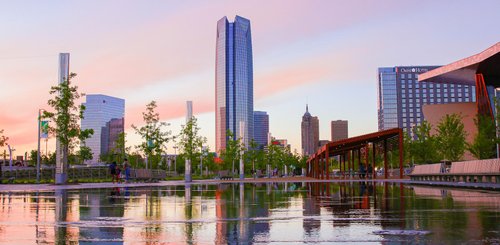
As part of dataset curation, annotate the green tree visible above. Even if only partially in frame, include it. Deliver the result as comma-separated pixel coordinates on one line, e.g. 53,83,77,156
220,130,243,175
408,121,440,164
245,139,260,175
77,146,93,164
266,141,284,171
104,132,130,164
45,152,56,165
177,117,207,175
0,129,8,147
29,150,38,166
132,101,171,169
436,113,467,161
42,73,94,182
467,115,497,159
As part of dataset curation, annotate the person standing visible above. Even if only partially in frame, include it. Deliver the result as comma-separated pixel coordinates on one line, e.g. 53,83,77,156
359,164,365,179
109,161,117,183
123,158,131,183
367,164,373,179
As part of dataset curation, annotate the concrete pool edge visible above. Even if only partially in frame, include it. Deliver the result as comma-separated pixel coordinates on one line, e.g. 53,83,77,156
0,177,499,192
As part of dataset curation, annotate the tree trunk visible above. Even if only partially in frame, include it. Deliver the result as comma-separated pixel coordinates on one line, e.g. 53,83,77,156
232,159,235,176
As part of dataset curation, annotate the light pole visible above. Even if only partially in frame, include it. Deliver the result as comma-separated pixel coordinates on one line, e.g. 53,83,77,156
495,88,499,158
173,146,177,175
8,145,14,171
37,109,46,184
200,146,206,177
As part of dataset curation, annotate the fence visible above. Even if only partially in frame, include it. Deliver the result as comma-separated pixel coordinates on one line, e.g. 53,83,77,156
1,166,110,181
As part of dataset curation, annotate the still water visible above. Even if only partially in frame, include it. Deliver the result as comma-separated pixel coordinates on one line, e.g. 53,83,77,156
0,182,499,244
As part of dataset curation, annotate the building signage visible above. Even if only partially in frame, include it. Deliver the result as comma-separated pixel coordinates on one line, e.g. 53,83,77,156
398,67,430,73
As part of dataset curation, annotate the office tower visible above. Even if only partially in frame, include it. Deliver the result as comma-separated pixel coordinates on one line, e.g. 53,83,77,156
81,94,125,163
215,15,254,152
301,105,319,156
331,120,348,141
101,118,124,157
253,111,269,149
377,66,476,135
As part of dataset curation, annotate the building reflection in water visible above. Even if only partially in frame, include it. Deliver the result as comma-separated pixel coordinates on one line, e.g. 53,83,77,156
1,182,500,243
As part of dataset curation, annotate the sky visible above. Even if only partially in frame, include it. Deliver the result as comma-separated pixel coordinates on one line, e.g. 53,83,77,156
0,0,499,157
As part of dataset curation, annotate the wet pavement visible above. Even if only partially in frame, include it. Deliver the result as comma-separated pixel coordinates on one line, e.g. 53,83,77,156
0,181,499,244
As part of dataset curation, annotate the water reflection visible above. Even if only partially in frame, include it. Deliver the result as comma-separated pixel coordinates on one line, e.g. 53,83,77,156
0,182,499,244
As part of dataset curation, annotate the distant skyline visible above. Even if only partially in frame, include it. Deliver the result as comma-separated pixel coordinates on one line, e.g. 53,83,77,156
0,0,499,156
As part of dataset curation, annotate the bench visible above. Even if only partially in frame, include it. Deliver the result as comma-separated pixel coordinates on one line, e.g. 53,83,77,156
218,170,233,180
255,170,265,178
409,163,445,181
129,169,166,182
445,159,500,183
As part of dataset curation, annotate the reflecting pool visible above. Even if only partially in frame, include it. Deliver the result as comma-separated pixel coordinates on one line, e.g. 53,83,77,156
0,182,499,244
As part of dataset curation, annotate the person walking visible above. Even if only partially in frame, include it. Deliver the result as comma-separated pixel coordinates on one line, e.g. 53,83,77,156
109,161,117,183
123,158,131,183
359,164,365,179
115,165,121,183
367,164,373,179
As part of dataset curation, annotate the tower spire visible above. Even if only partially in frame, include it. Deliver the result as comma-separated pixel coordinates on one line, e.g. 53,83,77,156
306,104,309,113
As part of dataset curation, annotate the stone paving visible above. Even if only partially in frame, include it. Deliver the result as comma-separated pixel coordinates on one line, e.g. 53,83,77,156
0,176,499,192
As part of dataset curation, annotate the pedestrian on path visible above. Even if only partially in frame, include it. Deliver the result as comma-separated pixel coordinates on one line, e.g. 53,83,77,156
123,158,131,183
109,161,117,183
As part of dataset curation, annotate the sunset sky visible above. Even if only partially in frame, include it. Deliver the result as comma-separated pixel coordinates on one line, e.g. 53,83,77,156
1,0,499,157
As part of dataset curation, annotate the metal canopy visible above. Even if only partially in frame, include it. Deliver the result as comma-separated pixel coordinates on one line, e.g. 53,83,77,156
306,128,404,180
419,42,500,87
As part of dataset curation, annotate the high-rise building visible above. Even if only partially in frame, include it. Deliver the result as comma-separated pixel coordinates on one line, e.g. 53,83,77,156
81,94,125,163
253,111,269,149
377,66,476,135
215,15,254,152
301,105,319,156
101,118,124,157
331,120,348,141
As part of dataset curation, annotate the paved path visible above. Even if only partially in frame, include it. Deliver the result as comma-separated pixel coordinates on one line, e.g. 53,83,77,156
0,177,499,192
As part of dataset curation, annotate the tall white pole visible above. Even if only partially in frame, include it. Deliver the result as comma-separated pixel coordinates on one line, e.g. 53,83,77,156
55,53,70,184
174,146,177,174
239,121,245,180
200,146,204,177
495,89,499,158
8,145,13,171
37,110,41,183
185,101,192,182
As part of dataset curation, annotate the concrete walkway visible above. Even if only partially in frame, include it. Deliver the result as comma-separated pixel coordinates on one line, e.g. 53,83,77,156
0,177,499,192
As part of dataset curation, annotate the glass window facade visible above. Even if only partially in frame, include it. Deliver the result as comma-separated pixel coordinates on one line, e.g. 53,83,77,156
216,16,254,152
81,94,125,164
253,111,269,150
377,66,476,136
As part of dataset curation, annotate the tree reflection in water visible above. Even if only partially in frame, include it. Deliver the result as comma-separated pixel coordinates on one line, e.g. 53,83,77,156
0,182,499,244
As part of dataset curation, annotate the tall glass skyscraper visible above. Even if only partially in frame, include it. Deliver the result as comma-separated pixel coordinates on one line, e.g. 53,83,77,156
81,94,125,163
253,111,269,150
216,15,254,152
378,66,476,135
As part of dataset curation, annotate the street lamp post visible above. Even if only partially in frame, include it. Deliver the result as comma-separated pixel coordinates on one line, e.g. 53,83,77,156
495,88,499,158
200,146,206,177
37,110,41,183
36,109,46,184
173,146,177,175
